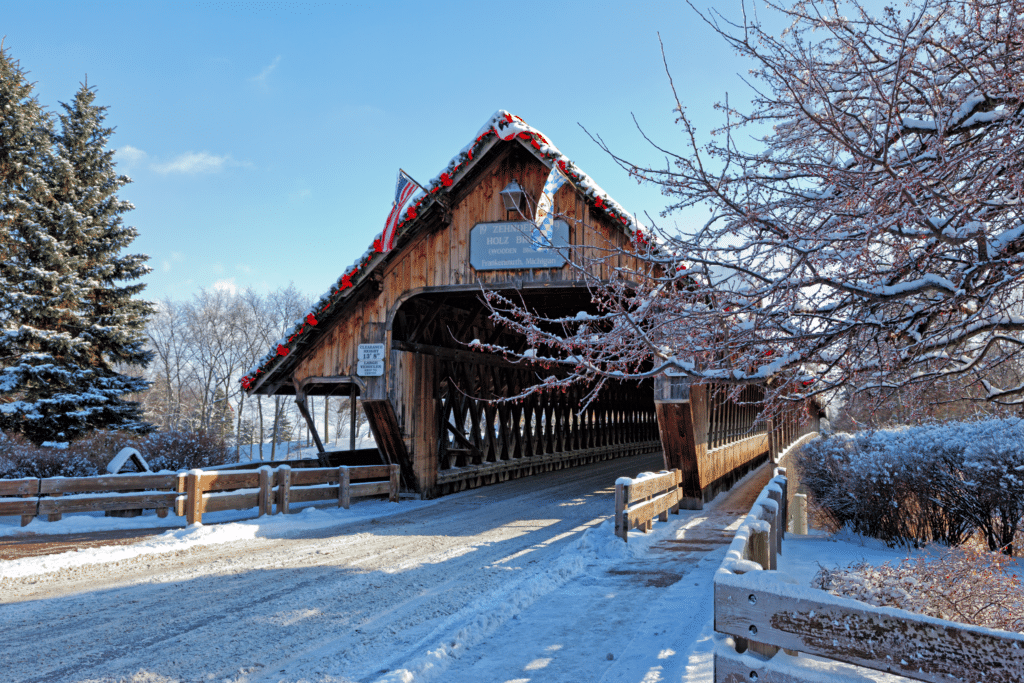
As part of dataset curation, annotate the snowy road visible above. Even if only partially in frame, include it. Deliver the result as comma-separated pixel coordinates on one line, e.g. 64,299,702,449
1,452,755,683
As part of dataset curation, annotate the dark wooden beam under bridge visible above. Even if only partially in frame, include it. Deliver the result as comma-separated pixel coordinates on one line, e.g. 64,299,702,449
291,375,365,467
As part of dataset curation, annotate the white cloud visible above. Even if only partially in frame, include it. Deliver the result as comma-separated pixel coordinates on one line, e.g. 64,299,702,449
250,55,281,89
117,145,148,168
152,151,231,174
162,261,171,272
213,278,238,295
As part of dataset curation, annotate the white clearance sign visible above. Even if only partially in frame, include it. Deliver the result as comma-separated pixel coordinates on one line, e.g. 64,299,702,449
357,343,385,377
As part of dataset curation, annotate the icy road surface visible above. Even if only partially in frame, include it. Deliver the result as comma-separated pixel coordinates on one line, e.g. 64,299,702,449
1,452,754,683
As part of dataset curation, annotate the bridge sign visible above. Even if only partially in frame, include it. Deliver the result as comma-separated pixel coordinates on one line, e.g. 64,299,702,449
469,220,570,270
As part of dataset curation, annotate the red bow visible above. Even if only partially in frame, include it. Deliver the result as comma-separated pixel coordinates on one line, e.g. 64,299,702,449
277,345,290,357
306,314,318,326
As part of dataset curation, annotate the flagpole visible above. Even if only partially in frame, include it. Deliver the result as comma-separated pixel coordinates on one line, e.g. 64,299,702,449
398,168,429,196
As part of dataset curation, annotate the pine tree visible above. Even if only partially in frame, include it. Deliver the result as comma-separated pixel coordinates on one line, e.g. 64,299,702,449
50,83,154,435
0,44,89,444
0,49,153,444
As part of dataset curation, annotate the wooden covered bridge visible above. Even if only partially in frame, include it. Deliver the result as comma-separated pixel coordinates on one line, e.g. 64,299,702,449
243,111,810,499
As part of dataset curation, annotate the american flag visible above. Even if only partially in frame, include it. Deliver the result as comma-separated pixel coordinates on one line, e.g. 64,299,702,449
379,171,419,253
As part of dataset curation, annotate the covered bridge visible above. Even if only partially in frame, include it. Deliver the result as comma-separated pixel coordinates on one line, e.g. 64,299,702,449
243,111,670,498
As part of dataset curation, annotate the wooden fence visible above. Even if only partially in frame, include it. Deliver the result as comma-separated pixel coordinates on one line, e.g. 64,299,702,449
713,468,1024,683
614,470,682,541
1,464,399,527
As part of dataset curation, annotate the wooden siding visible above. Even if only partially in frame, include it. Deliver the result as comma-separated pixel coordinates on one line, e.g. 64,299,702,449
291,142,646,491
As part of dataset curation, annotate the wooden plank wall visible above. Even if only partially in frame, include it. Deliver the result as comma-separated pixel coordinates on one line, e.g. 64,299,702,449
295,146,641,382
290,144,647,491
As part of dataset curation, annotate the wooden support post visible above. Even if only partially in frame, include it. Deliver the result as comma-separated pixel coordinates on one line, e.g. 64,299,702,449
339,466,351,509
654,384,707,510
293,380,327,464
186,469,204,525
773,469,788,541
258,466,273,517
744,527,781,660
758,501,778,570
792,493,808,534
277,465,291,514
20,479,39,526
389,464,400,502
324,396,330,447
749,527,771,571
614,480,626,541
350,383,357,452
767,488,783,556
46,492,63,523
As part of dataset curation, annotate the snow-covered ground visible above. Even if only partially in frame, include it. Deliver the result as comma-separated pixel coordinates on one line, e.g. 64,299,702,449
232,430,379,463
0,452,915,683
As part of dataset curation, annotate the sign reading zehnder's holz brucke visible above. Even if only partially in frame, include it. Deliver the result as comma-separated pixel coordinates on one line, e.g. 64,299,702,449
469,220,570,271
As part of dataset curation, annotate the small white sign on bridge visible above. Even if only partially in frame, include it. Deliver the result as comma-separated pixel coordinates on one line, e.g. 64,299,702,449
357,359,384,377
358,343,386,361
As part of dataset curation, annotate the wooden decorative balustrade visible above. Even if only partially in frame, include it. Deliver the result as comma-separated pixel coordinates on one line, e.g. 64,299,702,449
433,357,660,495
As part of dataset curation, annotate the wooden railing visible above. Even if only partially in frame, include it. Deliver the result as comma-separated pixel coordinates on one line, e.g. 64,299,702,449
713,467,1024,683
2,464,399,527
656,382,818,508
614,470,682,541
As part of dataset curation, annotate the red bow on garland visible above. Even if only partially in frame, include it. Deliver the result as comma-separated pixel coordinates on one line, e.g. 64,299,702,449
277,344,290,357
306,313,318,326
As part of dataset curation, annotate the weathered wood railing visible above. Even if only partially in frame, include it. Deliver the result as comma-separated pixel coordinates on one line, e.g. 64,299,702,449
614,469,682,541
1,464,399,527
713,468,1024,683
656,379,818,509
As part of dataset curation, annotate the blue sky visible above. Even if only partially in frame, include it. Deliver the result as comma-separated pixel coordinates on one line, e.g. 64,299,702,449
6,0,762,303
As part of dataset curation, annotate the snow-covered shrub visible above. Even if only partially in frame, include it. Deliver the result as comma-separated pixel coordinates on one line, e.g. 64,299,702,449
129,430,228,471
796,419,1024,554
0,434,101,479
814,548,1024,633
0,429,229,478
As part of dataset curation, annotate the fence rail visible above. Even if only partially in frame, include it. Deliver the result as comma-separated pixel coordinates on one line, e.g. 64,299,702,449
614,470,682,541
713,462,1024,683
2,464,400,527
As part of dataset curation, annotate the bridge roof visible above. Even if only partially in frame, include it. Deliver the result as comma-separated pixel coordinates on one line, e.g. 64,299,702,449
242,110,648,395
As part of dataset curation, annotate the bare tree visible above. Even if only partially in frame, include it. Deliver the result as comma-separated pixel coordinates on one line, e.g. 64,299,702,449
483,0,1024,416
144,299,192,431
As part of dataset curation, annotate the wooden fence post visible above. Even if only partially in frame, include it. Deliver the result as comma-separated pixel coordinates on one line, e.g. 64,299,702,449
258,466,273,517
768,487,784,554
186,469,204,525
614,480,626,541
277,465,291,514
339,466,350,509
792,493,808,534
389,464,399,503
20,478,40,527
745,525,782,660
758,500,778,570
47,492,62,523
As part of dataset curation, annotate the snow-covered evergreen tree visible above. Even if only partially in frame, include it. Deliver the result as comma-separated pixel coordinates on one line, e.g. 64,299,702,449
0,50,153,444
50,83,154,435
